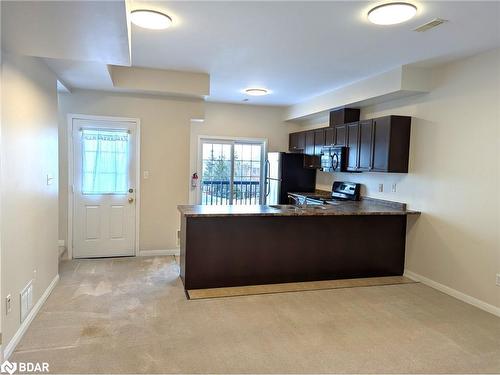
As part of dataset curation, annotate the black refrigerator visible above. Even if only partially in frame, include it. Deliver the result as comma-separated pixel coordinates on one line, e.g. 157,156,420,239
265,152,316,204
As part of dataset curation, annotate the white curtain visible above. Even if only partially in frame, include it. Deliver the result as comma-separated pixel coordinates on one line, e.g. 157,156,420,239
81,129,129,194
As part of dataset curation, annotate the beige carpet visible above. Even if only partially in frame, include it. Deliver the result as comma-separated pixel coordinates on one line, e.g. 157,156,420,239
188,276,416,299
11,256,500,374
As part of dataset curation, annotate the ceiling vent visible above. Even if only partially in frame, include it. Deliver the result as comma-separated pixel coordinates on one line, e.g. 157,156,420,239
413,18,448,32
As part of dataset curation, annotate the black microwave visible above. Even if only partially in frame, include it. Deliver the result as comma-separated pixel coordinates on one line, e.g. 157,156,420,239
320,146,347,172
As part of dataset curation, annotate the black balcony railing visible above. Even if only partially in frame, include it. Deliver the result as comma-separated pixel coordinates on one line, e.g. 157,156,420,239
201,180,261,205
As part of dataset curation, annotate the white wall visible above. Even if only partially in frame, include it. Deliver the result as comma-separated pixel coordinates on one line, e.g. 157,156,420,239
1,52,59,351
302,48,500,309
58,90,204,252
58,94,295,251
57,48,499,313
189,102,298,203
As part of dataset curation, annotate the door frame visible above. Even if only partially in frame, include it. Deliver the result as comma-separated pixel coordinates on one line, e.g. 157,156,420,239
66,114,141,259
196,135,267,205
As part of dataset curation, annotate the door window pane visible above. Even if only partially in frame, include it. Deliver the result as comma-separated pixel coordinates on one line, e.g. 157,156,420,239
201,142,232,205
234,143,262,205
81,129,129,194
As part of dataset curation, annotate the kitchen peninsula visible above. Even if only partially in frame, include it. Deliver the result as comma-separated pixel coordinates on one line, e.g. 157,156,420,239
178,198,419,292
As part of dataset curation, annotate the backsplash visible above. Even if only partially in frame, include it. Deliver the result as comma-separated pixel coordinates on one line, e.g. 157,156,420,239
316,170,410,203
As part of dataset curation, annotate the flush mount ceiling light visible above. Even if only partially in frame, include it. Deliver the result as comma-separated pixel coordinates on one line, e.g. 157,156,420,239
244,88,269,96
131,10,172,30
368,2,417,25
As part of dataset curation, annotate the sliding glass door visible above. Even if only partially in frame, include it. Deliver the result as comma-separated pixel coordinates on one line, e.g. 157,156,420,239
201,141,232,205
200,139,265,205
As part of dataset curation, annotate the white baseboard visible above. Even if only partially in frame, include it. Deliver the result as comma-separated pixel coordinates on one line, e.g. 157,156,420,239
138,248,180,257
404,270,500,318
2,274,60,360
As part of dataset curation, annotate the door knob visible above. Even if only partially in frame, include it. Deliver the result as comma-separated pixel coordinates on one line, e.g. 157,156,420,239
128,197,134,203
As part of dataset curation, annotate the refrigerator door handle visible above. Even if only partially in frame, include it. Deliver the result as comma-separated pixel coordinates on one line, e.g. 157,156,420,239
265,159,271,197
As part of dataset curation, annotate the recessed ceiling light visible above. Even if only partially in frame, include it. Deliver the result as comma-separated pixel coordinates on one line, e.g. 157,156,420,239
245,88,269,96
368,2,417,25
131,10,172,30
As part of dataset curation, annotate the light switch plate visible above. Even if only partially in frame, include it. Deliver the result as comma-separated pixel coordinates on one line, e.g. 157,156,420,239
378,184,384,192
143,171,150,179
391,183,397,193
6,294,12,314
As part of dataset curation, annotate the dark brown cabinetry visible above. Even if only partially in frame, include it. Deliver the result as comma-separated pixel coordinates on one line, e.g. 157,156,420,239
180,213,407,290
305,131,315,155
346,122,359,171
329,108,360,127
372,116,411,173
314,129,325,155
372,117,391,171
358,119,374,171
325,128,335,147
289,131,305,152
334,124,347,146
287,113,411,173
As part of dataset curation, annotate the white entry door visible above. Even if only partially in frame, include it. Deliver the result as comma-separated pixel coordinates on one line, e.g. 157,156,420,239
72,117,138,258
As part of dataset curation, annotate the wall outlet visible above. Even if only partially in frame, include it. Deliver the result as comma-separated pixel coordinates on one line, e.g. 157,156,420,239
6,294,12,315
378,183,384,192
496,273,500,286
20,281,33,323
391,183,397,193
143,171,150,179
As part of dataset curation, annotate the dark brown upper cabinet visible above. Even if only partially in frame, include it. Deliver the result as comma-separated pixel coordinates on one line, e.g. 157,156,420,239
287,115,411,173
325,128,335,147
372,116,411,173
358,119,374,171
304,131,315,155
329,108,360,127
314,129,326,155
289,131,305,152
346,122,360,171
334,124,347,146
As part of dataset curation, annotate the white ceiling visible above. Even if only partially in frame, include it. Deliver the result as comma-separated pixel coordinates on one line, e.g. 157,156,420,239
6,1,500,105
2,0,130,65
130,1,500,105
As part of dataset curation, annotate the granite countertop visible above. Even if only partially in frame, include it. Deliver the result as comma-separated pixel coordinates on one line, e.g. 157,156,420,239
178,197,420,218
